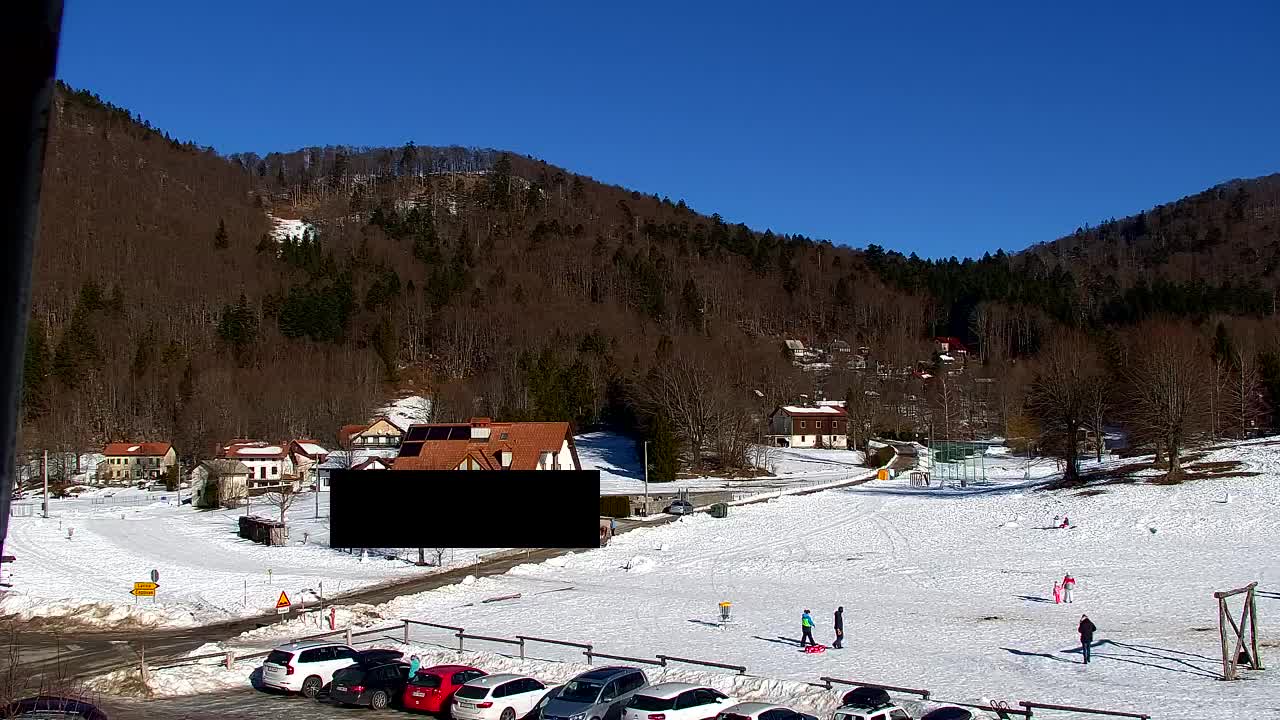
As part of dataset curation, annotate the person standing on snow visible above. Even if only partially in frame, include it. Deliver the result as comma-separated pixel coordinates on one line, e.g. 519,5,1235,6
1053,581,1062,604
1062,573,1076,603
832,607,844,649
1078,615,1097,664
800,609,816,647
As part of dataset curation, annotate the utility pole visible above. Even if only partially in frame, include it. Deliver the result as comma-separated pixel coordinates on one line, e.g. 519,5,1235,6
643,441,649,515
41,450,48,518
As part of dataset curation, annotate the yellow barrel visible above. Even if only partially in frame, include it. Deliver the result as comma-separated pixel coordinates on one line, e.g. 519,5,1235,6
877,468,889,480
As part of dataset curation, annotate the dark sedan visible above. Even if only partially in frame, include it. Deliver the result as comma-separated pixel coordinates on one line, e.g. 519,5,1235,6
329,661,411,710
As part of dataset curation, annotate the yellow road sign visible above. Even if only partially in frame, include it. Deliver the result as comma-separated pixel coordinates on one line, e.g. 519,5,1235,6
134,582,158,592
131,588,155,597
276,591,291,609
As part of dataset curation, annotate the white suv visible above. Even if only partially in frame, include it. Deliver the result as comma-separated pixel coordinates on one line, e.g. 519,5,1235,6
260,640,359,698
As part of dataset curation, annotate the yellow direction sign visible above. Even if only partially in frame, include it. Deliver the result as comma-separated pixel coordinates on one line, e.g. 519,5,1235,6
129,579,155,597
276,591,291,610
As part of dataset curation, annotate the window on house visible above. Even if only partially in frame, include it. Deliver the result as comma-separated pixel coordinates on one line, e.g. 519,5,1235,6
800,421,807,429
801,436,808,442
816,421,823,429
271,466,277,476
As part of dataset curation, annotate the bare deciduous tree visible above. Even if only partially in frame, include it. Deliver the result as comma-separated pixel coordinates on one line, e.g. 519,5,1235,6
1028,329,1105,483
1123,321,1211,480
263,484,298,526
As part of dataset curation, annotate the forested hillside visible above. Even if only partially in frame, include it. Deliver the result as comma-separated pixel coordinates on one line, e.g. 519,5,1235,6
19,83,1280,481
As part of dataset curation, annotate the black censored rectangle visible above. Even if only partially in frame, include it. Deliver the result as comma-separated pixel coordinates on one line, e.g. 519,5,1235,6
328,470,601,548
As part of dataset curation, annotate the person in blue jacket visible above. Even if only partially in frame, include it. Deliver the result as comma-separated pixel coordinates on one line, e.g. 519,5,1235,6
801,609,816,647
408,654,421,678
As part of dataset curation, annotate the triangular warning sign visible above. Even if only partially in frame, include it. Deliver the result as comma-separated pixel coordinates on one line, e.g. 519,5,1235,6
276,591,291,609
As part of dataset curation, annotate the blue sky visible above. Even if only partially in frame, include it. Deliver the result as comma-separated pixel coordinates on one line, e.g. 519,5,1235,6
55,0,1280,258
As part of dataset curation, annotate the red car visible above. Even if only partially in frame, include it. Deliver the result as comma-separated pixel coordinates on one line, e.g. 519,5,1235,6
403,664,488,714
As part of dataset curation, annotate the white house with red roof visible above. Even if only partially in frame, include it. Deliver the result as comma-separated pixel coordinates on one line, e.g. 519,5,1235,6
288,439,330,488
766,405,849,449
97,442,178,484
217,440,297,490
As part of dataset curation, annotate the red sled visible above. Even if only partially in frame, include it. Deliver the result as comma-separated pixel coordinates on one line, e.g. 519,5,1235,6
803,645,827,654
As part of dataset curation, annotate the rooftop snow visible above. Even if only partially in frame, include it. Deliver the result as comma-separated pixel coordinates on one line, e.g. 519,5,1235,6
235,446,283,455
781,405,842,414
297,442,328,455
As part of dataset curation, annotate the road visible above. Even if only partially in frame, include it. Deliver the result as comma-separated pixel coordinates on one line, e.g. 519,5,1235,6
14,448,911,709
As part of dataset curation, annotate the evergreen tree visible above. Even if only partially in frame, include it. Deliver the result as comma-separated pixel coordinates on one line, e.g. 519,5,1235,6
214,218,229,249
647,414,680,482
21,320,49,419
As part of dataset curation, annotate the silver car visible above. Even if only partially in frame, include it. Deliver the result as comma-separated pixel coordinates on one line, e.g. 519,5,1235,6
538,667,648,720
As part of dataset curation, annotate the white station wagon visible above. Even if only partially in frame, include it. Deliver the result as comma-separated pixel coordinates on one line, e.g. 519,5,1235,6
453,673,559,720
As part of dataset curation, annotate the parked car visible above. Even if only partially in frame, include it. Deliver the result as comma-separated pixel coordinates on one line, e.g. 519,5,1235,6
351,648,405,666
540,666,648,720
329,660,411,710
402,664,488,713
920,709,974,720
1,696,108,720
454,673,559,720
831,703,912,720
717,703,818,720
622,683,737,720
839,688,891,711
664,500,694,515
260,640,360,698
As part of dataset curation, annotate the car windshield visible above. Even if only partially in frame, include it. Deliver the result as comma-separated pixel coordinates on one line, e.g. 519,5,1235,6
456,685,490,700
628,695,676,711
558,680,604,702
265,650,293,666
410,673,443,689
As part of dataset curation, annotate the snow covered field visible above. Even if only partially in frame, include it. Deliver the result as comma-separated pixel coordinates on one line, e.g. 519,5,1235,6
578,432,870,496
0,489,496,628
133,440,1280,719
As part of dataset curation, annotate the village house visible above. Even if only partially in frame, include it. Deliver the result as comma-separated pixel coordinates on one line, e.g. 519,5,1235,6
337,417,405,450
190,459,250,509
392,417,581,471
314,448,398,490
217,440,297,490
288,439,330,488
766,405,849,449
97,442,178,484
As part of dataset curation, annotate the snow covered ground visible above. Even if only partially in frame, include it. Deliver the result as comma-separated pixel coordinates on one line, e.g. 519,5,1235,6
133,439,1280,719
578,432,869,496
267,214,315,243
375,394,433,431
0,489,496,628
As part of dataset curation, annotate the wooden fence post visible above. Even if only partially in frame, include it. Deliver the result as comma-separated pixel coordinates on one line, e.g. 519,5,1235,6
346,628,353,647
1218,596,1233,680
404,620,410,645
1249,586,1263,670
458,631,464,653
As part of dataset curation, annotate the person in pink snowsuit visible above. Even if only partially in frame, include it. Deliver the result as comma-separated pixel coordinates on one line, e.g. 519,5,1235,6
1053,581,1062,604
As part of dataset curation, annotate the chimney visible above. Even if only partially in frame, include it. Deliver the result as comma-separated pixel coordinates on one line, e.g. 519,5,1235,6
470,418,492,441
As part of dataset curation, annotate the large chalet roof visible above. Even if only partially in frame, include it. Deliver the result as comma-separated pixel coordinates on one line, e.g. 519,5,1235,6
219,441,288,460
393,418,574,471
772,405,847,417
102,442,172,457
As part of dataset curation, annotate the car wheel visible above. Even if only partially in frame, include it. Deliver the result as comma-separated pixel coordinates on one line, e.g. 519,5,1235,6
301,675,323,699
371,691,390,710
501,707,516,720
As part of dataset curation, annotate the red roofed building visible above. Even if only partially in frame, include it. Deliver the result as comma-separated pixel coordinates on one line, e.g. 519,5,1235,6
393,418,581,471
218,440,297,489
934,336,970,356
766,405,848,449
98,442,178,484
337,417,405,450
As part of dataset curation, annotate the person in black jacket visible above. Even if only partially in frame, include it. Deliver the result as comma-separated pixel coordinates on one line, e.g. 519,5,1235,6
1078,614,1097,664
833,606,844,649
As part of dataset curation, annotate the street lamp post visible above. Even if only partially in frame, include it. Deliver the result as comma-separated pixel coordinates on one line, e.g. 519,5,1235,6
643,441,649,516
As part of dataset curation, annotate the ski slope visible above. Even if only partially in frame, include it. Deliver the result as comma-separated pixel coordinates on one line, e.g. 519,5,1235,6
143,440,1280,719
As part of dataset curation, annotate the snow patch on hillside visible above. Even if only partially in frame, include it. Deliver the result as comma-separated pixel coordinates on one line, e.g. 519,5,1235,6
267,214,315,243
377,394,433,430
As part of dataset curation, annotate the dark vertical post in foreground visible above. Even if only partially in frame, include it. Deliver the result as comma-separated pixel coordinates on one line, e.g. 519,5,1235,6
0,1,65,561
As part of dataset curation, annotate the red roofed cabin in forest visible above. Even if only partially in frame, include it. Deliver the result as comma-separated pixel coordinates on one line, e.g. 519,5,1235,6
98,442,178,484
766,406,848,449
934,336,970,357
393,418,581,471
